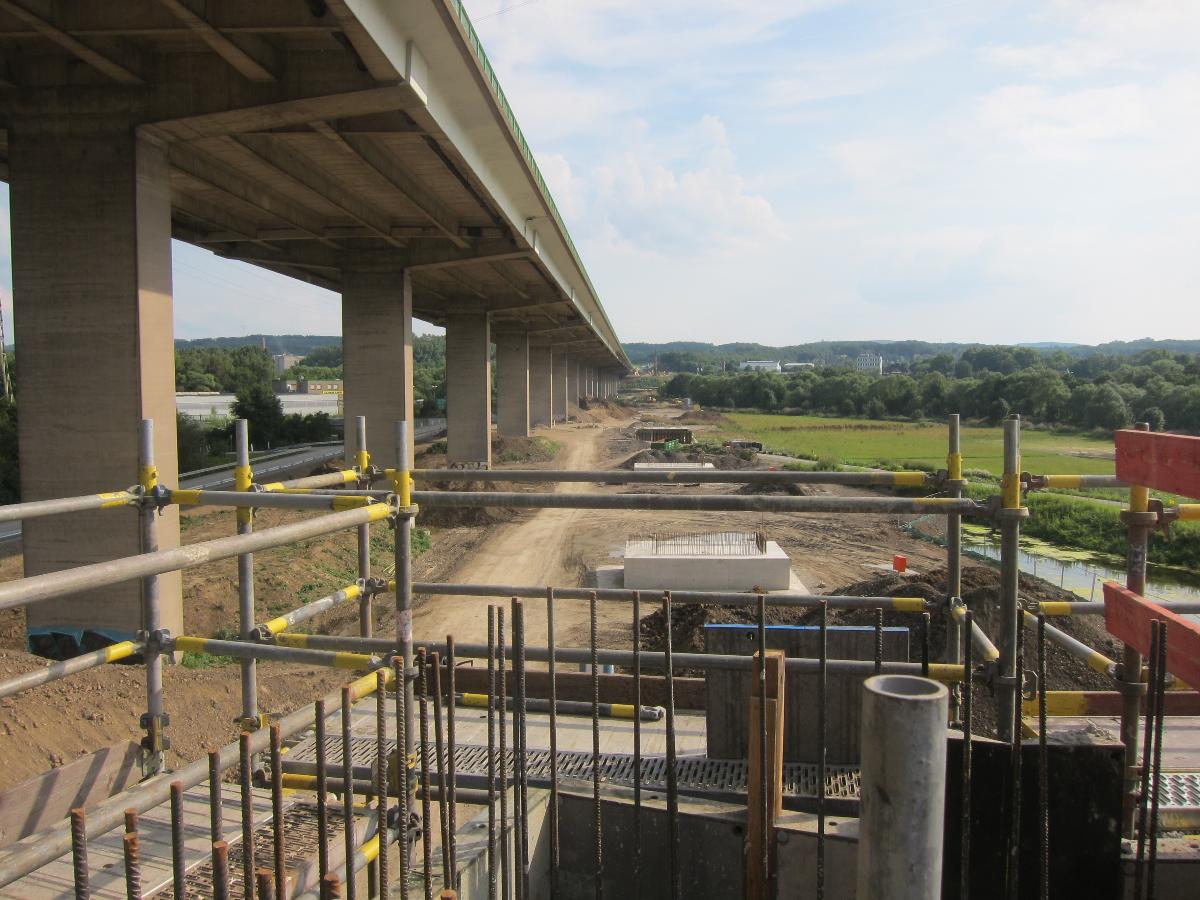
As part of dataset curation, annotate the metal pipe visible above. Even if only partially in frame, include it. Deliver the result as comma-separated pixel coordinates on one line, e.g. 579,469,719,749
512,605,528,900
394,657,411,900
1122,421,1153,839
271,724,286,900
1006,606,1024,900
241,731,257,900
261,583,365,636
856,675,949,900
418,650,434,900
0,489,138,523
356,417,373,641
949,604,1000,663
0,640,143,700
1148,621,1168,896
1034,600,1200,616
282,634,967,682
0,503,394,613
630,590,641,900
171,488,382,512
498,609,510,900
407,582,929,611
487,609,498,900
663,592,680,900
1021,611,1113,673
756,594,769,897
341,686,357,900
817,601,828,899
947,415,963,673
1030,474,1129,490
412,468,935,487
961,611,974,900
547,589,561,900
590,592,603,900
263,470,361,491
411,490,980,516
172,636,384,670
376,671,390,900
235,419,260,737
997,415,1023,742
138,420,167,779
395,421,416,810
1134,620,1160,900
431,651,451,888
316,700,330,885
1036,615,1049,900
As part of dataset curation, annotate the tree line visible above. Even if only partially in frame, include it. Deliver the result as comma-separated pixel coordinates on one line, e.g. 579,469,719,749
662,348,1200,432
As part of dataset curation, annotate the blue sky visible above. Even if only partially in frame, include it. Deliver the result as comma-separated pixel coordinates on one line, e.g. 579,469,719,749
3,0,1199,346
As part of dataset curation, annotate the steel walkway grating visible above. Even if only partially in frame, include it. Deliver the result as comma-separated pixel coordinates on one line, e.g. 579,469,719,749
287,735,862,800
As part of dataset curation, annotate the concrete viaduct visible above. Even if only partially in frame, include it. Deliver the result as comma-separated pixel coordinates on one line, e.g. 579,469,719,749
0,0,630,653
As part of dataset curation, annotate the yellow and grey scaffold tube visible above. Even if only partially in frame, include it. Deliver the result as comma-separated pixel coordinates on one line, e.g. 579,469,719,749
0,489,139,524
0,503,394,614
1021,611,1114,674
949,603,1000,662
261,583,364,635
411,468,936,487
0,640,143,700
168,488,377,512
172,636,383,670
1176,504,1200,522
259,469,360,492
456,692,666,721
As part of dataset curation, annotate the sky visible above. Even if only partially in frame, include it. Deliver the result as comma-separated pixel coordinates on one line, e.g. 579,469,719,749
3,0,1199,347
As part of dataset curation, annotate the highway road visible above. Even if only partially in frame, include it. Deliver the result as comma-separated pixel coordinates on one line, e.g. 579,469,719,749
0,419,446,553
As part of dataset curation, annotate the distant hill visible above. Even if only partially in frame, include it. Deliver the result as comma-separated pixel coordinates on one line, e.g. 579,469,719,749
174,335,340,355
622,338,1200,367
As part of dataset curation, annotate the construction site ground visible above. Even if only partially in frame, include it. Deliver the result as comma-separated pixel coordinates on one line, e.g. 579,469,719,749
0,402,1186,794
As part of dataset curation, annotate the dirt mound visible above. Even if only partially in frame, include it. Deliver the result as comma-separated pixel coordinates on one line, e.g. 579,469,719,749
416,480,522,527
579,399,631,420
673,409,733,426
491,435,559,465
735,481,814,496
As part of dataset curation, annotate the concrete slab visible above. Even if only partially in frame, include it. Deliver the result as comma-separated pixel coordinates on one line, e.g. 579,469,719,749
624,536,792,592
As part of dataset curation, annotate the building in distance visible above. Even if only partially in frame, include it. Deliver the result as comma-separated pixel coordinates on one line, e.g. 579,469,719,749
740,360,782,373
855,352,884,375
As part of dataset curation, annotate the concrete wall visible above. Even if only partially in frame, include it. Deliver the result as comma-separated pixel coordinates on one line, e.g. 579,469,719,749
552,351,569,422
11,128,182,651
566,357,580,411
494,330,530,437
342,268,414,467
529,343,555,428
446,312,492,467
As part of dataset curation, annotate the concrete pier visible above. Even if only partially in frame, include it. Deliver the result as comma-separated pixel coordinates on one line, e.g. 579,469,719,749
494,331,530,437
567,356,581,412
530,342,555,428
342,268,414,467
11,129,182,652
552,351,569,422
446,312,492,467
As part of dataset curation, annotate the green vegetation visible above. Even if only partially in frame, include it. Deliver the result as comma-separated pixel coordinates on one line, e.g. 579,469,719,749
0,396,17,505
494,436,561,464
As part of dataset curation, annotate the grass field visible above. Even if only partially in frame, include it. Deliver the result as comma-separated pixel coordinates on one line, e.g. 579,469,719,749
710,413,1117,477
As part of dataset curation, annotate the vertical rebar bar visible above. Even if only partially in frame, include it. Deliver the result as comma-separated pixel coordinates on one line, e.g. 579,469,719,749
874,608,883,676
317,700,330,884
1135,620,1158,900
419,648,434,900
209,748,224,848
122,830,140,900
998,415,1023,743
213,840,231,900
590,590,602,900
140,420,166,778
1006,608,1024,900
170,781,186,900
547,588,561,900
396,422,416,792
322,873,343,900
817,600,827,900
357,417,373,639
487,609,498,900
756,592,769,896
377,670,391,900
342,686,358,900
446,637,458,894
1122,422,1152,839
395,657,411,900
1148,621,1168,899
663,591,680,900
961,609,973,900
512,602,529,900
1037,614,1049,900
498,609,510,900
240,731,256,900
70,807,89,900
270,724,286,900
431,651,451,888
256,868,275,900
630,590,641,900
921,612,931,678
235,419,259,732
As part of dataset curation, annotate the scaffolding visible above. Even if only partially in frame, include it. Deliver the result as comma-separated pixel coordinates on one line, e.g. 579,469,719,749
0,413,1195,898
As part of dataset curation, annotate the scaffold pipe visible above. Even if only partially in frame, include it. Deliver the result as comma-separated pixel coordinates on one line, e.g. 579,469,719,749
0,640,143,700
171,636,383,671
258,470,360,492
1021,611,1114,674
398,580,930,611
0,490,138,523
260,583,364,635
1029,475,1129,490
412,468,934,487
0,504,393,613
272,633,966,683
410,490,981,515
948,604,1000,662
168,489,379,512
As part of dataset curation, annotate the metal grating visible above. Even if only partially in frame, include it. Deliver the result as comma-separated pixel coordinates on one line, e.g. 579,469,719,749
287,736,860,801
1158,772,1200,831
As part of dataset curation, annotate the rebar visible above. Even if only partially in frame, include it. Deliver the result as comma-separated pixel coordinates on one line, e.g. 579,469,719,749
269,723,286,900
419,649,434,900
1037,615,1049,900
817,600,827,900
208,748,223,846
547,589,561,900
69,807,89,900
170,781,186,900
214,840,231,900
1006,611,1024,900
447,638,459,893
961,610,974,900
921,612,931,678
122,830,140,900
663,592,680,900
1148,621,1168,898
487,609,498,900
257,868,275,900
316,700,330,884
630,590,641,900
342,686,358,900
431,651,451,888
396,421,417,806
874,608,883,676
498,609,510,900
589,591,603,900
1134,619,1160,900
322,873,343,899
241,731,257,900
756,593,769,897
377,671,391,900
512,603,529,900
395,657,411,900
629,531,768,557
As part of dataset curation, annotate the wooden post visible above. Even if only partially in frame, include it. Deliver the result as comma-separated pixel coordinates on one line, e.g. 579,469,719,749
746,649,785,899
